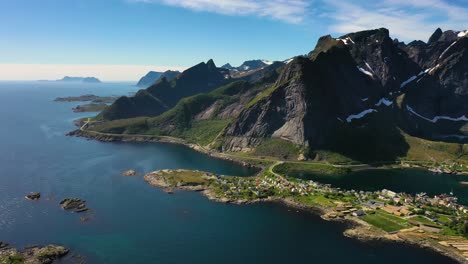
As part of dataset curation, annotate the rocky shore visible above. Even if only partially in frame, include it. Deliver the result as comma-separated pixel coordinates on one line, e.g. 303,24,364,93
0,243,70,264
139,169,468,264
67,129,261,170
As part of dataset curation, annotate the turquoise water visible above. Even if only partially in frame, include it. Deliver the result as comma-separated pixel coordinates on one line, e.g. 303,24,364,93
0,82,456,263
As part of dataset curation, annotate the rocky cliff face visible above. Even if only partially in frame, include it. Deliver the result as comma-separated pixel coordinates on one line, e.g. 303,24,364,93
398,29,468,140
223,28,468,155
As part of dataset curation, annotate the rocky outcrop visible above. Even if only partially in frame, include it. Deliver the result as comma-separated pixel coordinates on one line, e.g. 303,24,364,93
121,170,138,176
59,198,88,213
25,192,41,201
0,244,69,264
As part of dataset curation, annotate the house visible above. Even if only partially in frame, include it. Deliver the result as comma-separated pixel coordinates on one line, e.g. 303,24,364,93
352,210,366,217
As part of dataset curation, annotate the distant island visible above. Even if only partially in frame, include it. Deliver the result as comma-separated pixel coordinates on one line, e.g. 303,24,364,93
56,76,102,83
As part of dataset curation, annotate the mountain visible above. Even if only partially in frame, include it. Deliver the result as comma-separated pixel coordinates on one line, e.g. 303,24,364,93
57,76,101,83
221,63,234,70
136,70,180,88
222,60,274,74
100,59,229,120
397,28,468,141
87,27,467,163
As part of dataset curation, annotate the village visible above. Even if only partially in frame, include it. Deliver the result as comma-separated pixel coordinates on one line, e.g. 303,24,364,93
212,171,468,237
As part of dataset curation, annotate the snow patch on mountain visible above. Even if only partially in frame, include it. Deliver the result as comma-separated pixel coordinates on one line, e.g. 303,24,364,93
375,98,393,107
400,75,417,88
458,30,468,38
357,67,373,78
439,40,458,59
346,109,377,123
406,105,468,123
337,37,355,45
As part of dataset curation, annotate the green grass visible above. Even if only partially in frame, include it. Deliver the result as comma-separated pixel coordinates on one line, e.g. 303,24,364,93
274,162,350,178
308,150,359,164
244,84,280,109
362,211,408,232
410,215,437,225
295,194,336,207
402,133,467,165
254,138,301,160
183,119,230,146
436,214,452,224
158,170,211,186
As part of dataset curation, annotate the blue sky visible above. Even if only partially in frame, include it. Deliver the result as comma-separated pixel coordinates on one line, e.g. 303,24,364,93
0,0,467,81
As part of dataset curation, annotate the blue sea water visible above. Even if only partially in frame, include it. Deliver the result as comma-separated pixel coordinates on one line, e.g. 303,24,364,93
0,81,456,263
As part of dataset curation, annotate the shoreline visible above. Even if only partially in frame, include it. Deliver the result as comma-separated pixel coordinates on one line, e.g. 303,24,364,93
70,129,468,263
142,169,467,264
67,129,262,171
68,128,468,176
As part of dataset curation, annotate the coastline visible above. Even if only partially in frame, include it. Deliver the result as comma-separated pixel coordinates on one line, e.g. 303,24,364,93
69,129,468,263
142,169,467,264
67,129,262,171
68,128,468,176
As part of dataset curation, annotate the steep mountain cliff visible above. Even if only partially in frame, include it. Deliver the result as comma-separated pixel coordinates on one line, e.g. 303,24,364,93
88,27,467,163
222,28,467,161
398,29,468,140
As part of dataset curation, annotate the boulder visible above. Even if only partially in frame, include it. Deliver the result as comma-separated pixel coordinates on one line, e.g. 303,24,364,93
121,170,138,176
59,198,87,213
25,192,41,200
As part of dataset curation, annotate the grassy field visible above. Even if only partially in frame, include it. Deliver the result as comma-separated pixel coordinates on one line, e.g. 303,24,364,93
254,138,301,160
401,133,467,165
361,210,409,232
410,215,437,225
157,170,211,186
295,194,336,207
273,162,351,178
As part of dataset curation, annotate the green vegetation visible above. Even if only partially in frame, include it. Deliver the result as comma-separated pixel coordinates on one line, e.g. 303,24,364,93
401,133,467,165
183,120,230,146
244,83,280,109
0,253,24,264
295,194,336,207
157,170,211,186
73,103,108,113
362,210,409,232
273,162,350,178
410,215,437,225
308,150,359,164
254,138,301,160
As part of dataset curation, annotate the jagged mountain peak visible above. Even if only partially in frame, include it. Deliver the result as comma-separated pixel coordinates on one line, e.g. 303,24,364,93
428,28,443,44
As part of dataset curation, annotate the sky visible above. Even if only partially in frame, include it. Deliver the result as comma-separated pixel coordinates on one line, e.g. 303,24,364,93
0,0,467,81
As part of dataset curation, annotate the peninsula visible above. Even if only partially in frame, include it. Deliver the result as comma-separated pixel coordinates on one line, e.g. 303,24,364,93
140,167,468,263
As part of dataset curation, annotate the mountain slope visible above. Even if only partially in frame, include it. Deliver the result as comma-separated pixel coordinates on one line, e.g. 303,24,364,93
101,60,229,120
136,70,181,88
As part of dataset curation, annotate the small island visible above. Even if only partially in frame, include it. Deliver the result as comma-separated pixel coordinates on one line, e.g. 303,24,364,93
140,167,468,263
0,243,69,264
56,76,102,83
54,94,117,103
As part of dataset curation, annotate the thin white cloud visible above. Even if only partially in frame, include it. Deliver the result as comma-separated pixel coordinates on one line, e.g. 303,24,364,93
132,0,309,24
323,0,468,42
0,64,186,82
